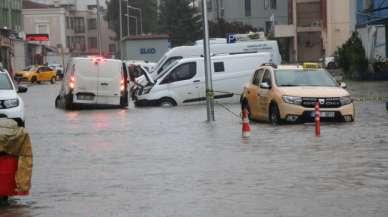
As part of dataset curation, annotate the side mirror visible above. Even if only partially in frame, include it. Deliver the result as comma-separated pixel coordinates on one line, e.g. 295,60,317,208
260,82,271,89
17,85,28,93
340,82,347,89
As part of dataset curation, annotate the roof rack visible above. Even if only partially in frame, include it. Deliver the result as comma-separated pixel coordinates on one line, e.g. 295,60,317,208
260,63,277,69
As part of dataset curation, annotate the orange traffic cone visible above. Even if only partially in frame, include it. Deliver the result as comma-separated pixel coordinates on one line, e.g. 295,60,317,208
315,101,320,137
242,109,251,138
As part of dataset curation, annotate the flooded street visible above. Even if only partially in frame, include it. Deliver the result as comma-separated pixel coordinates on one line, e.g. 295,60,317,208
1,81,388,217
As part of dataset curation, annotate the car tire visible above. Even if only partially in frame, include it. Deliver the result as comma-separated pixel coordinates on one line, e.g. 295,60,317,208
31,76,37,83
327,62,336,69
269,102,282,125
160,98,176,107
65,94,73,110
0,196,8,207
50,76,56,84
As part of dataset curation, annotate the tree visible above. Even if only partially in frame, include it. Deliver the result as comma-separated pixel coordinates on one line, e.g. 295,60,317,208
208,18,258,38
335,32,369,80
105,0,158,40
158,0,201,46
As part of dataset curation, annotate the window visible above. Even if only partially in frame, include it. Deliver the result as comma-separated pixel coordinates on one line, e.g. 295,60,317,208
157,56,183,74
109,44,116,53
270,0,277,9
245,0,251,16
264,0,269,9
72,17,85,33
72,36,86,51
37,24,48,33
66,17,71,29
162,62,196,84
87,4,97,10
88,37,97,49
207,0,212,11
261,70,272,86
252,69,264,85
214,62,225,72
88,18,96,30
0,74,13,90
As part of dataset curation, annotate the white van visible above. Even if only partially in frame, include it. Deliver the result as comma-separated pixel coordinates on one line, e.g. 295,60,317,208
55,57,129,109
134,52,272,107
150,40,282,78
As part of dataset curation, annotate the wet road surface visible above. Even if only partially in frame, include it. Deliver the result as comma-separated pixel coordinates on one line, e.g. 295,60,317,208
1,81,388,217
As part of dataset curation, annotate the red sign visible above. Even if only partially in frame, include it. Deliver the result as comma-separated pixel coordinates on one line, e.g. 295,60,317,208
26,34,49,41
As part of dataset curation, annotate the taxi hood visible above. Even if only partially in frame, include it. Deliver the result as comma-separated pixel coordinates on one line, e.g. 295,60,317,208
277,86,350,97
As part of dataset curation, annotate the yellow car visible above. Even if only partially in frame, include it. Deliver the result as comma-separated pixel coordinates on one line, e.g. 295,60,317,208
15,65,57,84
241,64,355,124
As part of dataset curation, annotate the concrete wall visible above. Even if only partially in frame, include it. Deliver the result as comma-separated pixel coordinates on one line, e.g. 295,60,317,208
123,39,169,62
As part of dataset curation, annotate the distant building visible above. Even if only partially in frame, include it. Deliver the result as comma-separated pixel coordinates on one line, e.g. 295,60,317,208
356,0,388,60
274,0,357,63
206,0,289,32
0,0,23,75
23,0,117,66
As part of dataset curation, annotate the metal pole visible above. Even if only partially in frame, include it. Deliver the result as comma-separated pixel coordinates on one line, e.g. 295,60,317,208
127,2,130,36
201,0,215,122
96,0,102,56
119,0,123,60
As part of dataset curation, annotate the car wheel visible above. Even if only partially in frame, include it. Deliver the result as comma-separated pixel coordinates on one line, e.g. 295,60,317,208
0,196,8,207
327,62,336,69
31,76,37,83
50,76,56,84
160,98,176,107
269,103,281,125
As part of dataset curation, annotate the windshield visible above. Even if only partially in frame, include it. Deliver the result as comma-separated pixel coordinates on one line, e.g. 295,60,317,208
156,56,183,74
0,73,13,90
275,69,338,87
23,66,36,71
155,60,180,80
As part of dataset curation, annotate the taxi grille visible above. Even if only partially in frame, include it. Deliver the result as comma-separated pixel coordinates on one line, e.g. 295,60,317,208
302,97,341,108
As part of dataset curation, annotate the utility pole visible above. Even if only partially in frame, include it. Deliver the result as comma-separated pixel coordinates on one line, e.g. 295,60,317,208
96,0,102,56
201,0,215,122
119,0,123,60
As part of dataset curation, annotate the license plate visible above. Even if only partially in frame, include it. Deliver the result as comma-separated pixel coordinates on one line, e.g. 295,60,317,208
311,111,335,118
77,95,94,100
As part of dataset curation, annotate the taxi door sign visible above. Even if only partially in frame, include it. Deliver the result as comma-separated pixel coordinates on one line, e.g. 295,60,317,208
26,34,49,41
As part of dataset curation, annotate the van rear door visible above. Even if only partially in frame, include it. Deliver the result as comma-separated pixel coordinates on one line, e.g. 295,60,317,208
97,60,121,105
74,59,98,103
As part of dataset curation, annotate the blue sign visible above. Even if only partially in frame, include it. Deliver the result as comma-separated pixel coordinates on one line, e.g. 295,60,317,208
227,34,237,44
140,48,156,54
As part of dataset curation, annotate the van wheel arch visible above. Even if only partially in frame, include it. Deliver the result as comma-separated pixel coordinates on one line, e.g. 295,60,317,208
159,97,177,107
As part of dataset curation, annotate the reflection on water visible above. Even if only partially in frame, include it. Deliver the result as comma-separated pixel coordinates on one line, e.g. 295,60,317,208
1,82,387,217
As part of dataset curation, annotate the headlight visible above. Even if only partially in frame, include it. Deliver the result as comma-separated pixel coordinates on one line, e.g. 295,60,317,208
3,99,19,108
340,96,353,106
282,95,302,105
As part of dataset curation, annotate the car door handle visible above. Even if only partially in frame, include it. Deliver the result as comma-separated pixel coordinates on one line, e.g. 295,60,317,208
193,80,200,83
101,82,109,86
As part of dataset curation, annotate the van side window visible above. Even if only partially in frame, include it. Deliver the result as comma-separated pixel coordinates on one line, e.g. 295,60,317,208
157,56,183,74
214,62,225,72
252,69,264,85
261,70,272,86
161,62,196,84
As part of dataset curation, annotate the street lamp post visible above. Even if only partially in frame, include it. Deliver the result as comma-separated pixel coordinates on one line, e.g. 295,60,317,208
201,0,215,122
119,0,123,60
128,5,143,34
96,0,102,56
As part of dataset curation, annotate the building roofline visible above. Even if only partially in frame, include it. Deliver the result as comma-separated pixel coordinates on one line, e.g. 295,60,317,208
124,34,170,41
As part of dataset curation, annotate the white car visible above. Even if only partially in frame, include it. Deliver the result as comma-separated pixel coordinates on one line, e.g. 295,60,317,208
0,69,28,127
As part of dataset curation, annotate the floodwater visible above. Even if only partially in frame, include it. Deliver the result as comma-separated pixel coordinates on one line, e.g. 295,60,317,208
1,81,387,217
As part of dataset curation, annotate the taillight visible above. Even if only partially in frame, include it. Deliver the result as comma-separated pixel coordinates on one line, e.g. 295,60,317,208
120,79,125,92
69,76,75,89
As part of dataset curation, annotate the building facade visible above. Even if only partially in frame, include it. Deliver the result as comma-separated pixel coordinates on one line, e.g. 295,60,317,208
0,0,23,74
24,0,116,61
206,0,289,32
275,0,357,62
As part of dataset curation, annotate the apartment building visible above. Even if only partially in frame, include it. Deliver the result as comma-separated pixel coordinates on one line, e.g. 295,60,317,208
0,0,23,73
275,0,357,62
206,0,289,32
24,0,116,59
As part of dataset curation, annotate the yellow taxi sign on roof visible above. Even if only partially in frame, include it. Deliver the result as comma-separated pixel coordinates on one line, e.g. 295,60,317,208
303,62,320,69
